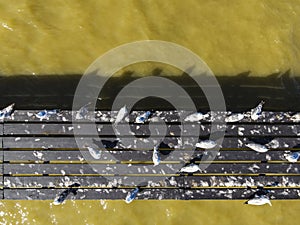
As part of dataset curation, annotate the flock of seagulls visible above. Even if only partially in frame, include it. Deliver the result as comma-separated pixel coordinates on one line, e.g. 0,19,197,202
0,101,299,206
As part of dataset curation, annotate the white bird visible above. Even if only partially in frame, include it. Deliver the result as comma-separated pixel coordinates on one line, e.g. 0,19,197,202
87,147,101,159
0,103,15,120
115,105,128,125
152,145,160,166
284,152,300,163
250,101,265,120
135,111,151,123
184,112,207,122
265,139,280,149
245,143,269,153
245,195,272,206
36,109,58,120
290,113,300,122
75,103,91,120
225,113,244,122
125,187,140,204
180,163,201,173
196,140,217,149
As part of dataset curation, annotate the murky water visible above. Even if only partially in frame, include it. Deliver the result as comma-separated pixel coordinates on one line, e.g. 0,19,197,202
1,200,300,225
0,1,300,224
0,0,299,76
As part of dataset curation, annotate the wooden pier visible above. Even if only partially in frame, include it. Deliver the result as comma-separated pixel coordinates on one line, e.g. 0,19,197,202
1,110,300,201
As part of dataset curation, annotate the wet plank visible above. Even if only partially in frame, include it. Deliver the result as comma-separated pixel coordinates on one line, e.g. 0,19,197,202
2,149,294,162
5,123,300,137
4,163,300,175
3,188,300,200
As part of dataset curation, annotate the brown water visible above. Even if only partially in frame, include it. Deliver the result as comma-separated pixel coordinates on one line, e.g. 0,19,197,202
1,1,300,224
0,0,299,76
1,200,299,225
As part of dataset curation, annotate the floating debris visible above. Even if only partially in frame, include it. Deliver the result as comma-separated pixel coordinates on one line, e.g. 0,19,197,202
245,194,272,206
0,103,15,120
53,183,80,205
180,163,201,173
87,147,101,159
225,113,244,122
135,111,151,123
184,112,207,122
75,103,91,120
196,140,217,149
284,152,300,163
250,101,265,120
245,143,269,153
115,105,128,125
125,187,140,204
36,109,59,120
152,145,161,166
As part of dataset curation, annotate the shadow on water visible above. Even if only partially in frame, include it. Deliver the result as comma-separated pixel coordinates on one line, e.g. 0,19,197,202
1,69,300,111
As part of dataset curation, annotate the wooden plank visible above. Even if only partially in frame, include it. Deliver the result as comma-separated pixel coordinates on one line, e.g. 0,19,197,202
3,175,185,188
4,123,185,137
6,110,300,123
4,163,300,175
185,175,300,188
4,175,300,188
3,149,294,162
5,136,300,149
5,123,300,137
0,124,3,135
3,188,300,200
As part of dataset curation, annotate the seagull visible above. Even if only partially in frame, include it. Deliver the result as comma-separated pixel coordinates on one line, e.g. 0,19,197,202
265,139,280,149
184,112,208,122
225,113,244,122
135,111,151,123
0,103,15,120
75,103,91,120
196,140,217,149
245,194,272,206
53,183,80,205
36,109,59,120
179,163,201,173
115,105,128,125
245,143,269,153
290,113,300,122
152,145,161,166
87,146,101,159
284,152,300,163
250,100,265,120
125,187,140,204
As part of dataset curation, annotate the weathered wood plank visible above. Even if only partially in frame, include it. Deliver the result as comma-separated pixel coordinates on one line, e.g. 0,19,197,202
5,110,300,123
5,123,300,137
4,175,300,188
4,136,300,149
4,123,185,137
4,163,300,175
3,149,293,162
185,175,300,188
3,175,185,188
3,188,300,200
